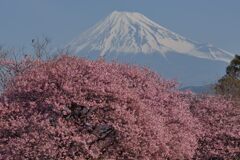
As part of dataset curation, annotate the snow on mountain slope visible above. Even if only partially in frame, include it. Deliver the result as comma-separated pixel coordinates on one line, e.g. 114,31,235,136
67,11,233,62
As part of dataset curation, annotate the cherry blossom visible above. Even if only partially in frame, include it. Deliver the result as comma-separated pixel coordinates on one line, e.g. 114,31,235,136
0,55,239,159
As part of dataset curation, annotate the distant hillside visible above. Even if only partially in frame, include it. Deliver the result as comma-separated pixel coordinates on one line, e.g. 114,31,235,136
181,84,215,94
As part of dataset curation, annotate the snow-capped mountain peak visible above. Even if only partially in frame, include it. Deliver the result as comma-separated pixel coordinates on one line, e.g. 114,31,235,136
67,11,233,62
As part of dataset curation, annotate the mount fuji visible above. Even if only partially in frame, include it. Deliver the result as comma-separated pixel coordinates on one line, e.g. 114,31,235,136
66,11,234,87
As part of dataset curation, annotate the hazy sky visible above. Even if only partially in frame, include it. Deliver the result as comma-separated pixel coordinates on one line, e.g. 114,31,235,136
0,0,239,53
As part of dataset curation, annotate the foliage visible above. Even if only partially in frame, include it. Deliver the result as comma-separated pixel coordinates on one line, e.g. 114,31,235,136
0,55,239,159
226,55,240,79
215,55,240,98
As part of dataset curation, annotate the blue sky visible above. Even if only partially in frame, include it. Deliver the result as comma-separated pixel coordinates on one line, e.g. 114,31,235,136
0,0,239,53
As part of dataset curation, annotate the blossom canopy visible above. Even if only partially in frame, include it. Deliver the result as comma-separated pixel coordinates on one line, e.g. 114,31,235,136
0,55,239,159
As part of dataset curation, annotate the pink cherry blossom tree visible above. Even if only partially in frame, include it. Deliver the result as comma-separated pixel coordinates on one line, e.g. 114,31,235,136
0,55,239,159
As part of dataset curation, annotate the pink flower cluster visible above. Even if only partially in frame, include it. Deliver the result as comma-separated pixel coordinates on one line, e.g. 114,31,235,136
0,55,239,159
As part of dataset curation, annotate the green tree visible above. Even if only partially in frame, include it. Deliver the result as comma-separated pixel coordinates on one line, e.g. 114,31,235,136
215,55,240,98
